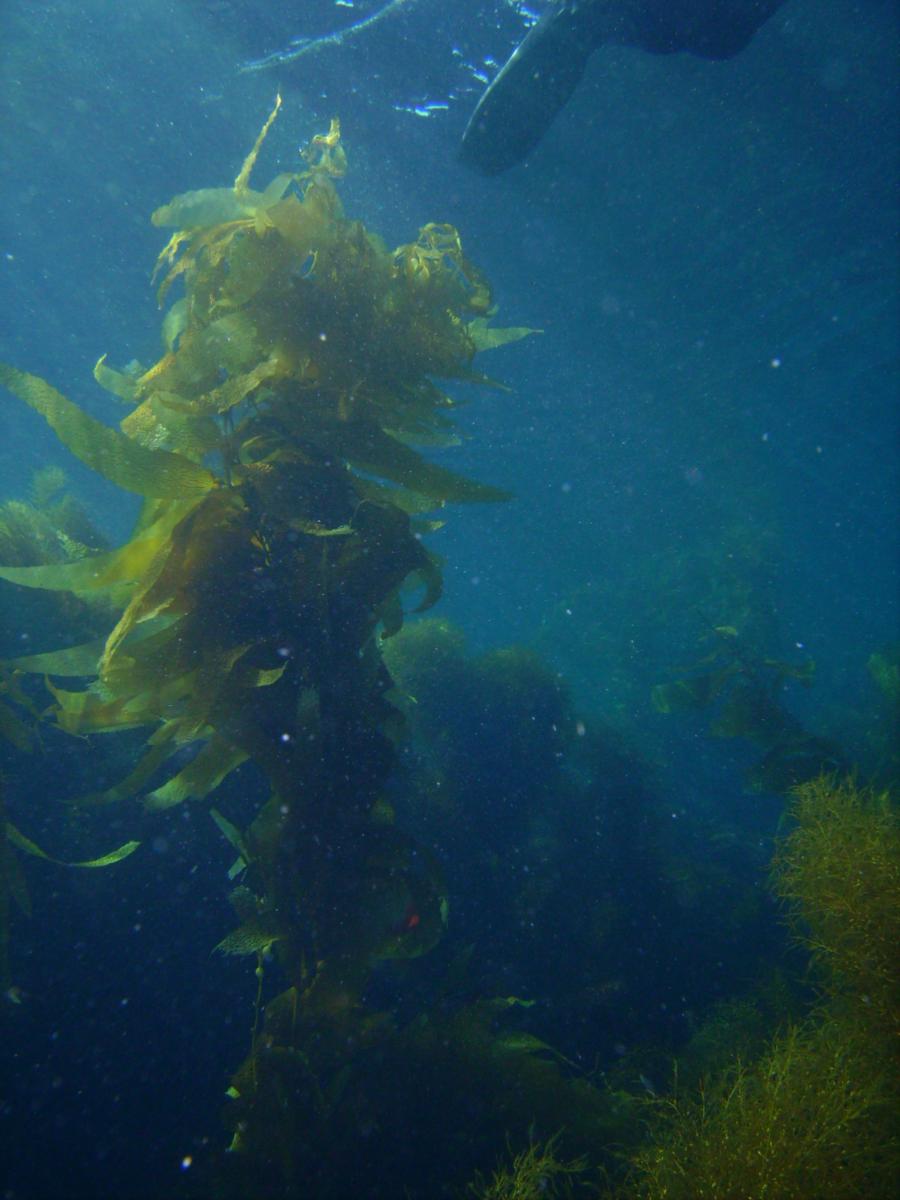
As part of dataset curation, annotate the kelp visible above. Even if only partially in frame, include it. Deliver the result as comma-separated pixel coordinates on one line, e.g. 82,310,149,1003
0,473,127,764
1,103,526,812
651,625,842,794
0,668,39,753
0,774,139,994
221,981,620,1199
0,365,217,499
1,99,533,1184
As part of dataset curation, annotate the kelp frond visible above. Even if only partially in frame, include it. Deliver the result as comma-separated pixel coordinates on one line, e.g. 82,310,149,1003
0,101,527,820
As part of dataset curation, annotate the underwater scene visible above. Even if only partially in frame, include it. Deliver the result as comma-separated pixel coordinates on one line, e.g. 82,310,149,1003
0,1,897,1197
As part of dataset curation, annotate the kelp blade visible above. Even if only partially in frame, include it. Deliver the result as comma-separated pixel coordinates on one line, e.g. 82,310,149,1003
6,822,140,868
0,364,217,498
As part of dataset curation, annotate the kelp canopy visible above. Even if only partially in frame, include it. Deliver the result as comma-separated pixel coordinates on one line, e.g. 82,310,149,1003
0,98,525,788
0,99,531,1007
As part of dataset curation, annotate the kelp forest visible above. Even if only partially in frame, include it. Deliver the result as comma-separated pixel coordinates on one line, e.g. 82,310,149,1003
1,101,897,1199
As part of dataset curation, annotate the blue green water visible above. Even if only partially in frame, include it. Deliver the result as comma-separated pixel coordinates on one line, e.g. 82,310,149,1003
0,2,897,1196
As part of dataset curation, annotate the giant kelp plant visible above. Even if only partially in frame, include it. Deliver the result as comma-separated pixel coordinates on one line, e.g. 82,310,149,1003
0,99,537,1192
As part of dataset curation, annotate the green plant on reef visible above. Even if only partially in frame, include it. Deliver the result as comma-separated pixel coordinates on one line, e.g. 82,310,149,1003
622,775,900,1199
628,1016,897,1200
468,1133,588,1200
772,774,900,1038
0,98,534,1184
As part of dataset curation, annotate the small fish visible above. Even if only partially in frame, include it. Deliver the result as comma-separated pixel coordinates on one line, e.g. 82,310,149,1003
391,902,421,935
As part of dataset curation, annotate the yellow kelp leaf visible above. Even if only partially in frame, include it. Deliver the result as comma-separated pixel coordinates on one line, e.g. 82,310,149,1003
234,93,282,198
151,313,262,397
152,188,260,230
6,822,140,867
135,352,177,392
384,425,462,450
354,477,448,516
0,554,123,593
212,228,286,310
337,422,511,504
121,392,220,458
196,312,264,377
290,520,353,539
75,737,178,808
495,1029,553,1054
8,639,106,677
132,314,256,398
144,736,249,811
162,299,189,352
0,365,217,498
0,500,195,594
193,357,283,417
260,193,312,251
152,97,286,229
466,317,541,352
301,116,347,182
211,808,250,864
46,678,157,735
93,355,138,402
251,665,288,689
97,554,190,675
71,841,141,867
258,171,301,210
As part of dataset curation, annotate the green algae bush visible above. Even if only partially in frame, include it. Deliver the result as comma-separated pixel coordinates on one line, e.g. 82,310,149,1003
622,775,900,1200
